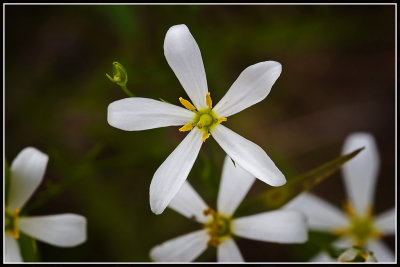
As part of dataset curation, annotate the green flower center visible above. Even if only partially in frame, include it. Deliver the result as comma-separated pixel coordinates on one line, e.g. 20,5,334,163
5,208,20,238
193,108,219,132
203,208,232,247
348,217,375,245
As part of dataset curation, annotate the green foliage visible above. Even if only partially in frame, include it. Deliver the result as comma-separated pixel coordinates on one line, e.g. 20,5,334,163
237,147,364,215
19,232,39,262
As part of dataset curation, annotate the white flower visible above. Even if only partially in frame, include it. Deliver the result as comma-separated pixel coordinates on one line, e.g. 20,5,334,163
5,147,87,262
107,24,286,215
284,132,395,262
149,155,307,262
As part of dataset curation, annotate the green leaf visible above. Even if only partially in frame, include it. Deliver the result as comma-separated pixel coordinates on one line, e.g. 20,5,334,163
18,232,39,262
237,147,364,214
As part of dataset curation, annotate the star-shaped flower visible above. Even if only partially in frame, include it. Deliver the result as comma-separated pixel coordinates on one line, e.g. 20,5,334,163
284,133,395,262
107,24,286,215
149,155,307,262
5,147,87,262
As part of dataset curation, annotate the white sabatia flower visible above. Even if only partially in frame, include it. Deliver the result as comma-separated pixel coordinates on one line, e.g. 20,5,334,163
5,147,87,262
149,155,307,262
107,24,286,215
284,132,395,262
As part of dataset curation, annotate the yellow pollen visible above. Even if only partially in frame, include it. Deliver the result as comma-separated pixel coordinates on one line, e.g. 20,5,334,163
206,92,212,108
202,132,210,142
179,122,194,132
216,117,227,125
179,97,196,111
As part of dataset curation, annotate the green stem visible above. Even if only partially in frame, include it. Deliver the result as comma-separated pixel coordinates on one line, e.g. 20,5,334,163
121,85,135,97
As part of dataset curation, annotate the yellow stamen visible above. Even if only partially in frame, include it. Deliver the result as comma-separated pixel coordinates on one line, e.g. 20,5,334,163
179,97,196,111
343,201,356,218
206,92,212,108
202,132,210,142
11,209,20,239
179,122,194,132
216,117,227,125
333,227,348,236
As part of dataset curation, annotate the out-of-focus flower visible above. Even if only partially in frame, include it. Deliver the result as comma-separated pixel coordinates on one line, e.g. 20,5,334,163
5,147,87,262
337,246,377,262
284,133,395,262
107,24,286,215
149,155,307,262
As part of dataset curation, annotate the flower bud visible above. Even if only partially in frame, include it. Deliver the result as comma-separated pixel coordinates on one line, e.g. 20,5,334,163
106,62,128,87
337,246,376,262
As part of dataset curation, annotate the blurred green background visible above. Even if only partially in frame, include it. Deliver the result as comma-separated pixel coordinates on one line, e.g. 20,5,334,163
5,4,395,262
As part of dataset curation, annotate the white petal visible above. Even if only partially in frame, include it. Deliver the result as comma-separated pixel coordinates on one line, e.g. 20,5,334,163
164,24,208,109
169,181,210,224
8,147,49,212
5,233,22,262
150,229,209,262
310,252,334,262
150,129,203,214
283,193,349,231
19,214,87,247
375,208,395,235
366,240,395,263
217,155,256,216
107,97,194,131
212,125,286,187
214,61,282,118
333,237,353,248
341,132,380,216
217,238,244,262
232,210,307,243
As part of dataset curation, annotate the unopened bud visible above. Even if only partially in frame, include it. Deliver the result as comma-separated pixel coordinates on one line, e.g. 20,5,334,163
106,62,128,87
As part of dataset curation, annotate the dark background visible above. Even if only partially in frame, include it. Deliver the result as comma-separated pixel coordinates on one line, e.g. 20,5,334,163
5,4,395,262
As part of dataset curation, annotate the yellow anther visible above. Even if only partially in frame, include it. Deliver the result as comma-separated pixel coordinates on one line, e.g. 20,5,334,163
333,227,348,236
11,228,20,239
202,132,211,142
179,97,196,111
179,123,194,132
216,117,227,125
206,92,212,108
343,201,356,218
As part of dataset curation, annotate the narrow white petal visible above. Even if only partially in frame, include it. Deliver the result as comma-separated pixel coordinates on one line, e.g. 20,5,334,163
214,61,282,118
5,233,22,262
150,229,209,262
150,129,203,214
375,208,395,235
212,125,286,187
19,214,87,247
310,252,334,262
283,193,349,231
169,181,210,224
232,210,308,243
217,238,244,262
8,147,49,212
341,132,380,216
333,237,353,248
366,240,395,263
217,155,256,216
107,97,194,131
164,24,208,109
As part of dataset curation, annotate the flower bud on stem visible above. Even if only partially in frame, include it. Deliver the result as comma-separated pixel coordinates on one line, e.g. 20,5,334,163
106,61,135,97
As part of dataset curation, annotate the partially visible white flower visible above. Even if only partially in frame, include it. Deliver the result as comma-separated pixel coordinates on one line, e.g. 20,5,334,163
284,133,395,262
107,24,286,215
5,147,87,262
149,155,307,262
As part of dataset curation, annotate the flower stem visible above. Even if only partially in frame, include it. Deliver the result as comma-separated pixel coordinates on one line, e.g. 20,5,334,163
121,85,135,97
